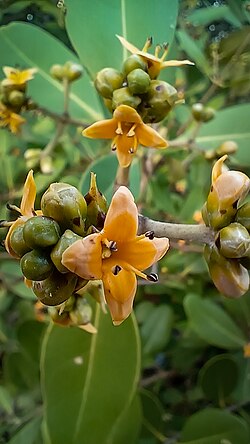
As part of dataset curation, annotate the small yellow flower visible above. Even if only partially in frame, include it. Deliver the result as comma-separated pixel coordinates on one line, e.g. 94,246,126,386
0,102,25,134
82,104,168,167
2,66,37,87
5,170,38,258
62,186,169,325
117,35,194,79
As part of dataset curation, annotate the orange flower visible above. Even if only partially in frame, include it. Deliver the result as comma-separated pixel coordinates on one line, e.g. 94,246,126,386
2,66,37,87
0,102,25,134
62,186,169,325
5,170,38,258
117,35,194,79
82,104,168,167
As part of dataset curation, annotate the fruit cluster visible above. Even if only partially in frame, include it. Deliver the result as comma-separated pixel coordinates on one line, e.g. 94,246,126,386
7,174,107,308
94,54,181,124
202,156,250,298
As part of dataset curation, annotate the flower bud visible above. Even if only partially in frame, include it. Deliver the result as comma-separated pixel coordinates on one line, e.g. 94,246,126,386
63,61,83,82
218,222,250,258
40,155,53,174
202,107,215,122
24,149,42,169
216,141,238,156
41,183,87,236
191,103,204,121
112,86,141,109
94,68,124,99
8,90,26,108
84,172,107,230
204,244,249,298
123,54,148,75
235,203,250,231
23,216,61,249
50,64,64,81
142,80,179,123
20,249,54,281
127,69,151,94
32,270,78,306
51,229,82,273
9,221,31,258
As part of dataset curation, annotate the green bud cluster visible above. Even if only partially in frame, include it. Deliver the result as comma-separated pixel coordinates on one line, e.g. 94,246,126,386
202,157,250,298
94,55,181,123
191,103,215,123
0,80,27,115
50,61,83,82
8,177,108,307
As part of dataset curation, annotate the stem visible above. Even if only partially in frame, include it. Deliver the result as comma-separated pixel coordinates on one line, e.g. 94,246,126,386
138,215,215,244
41,121,65,159
114,165,130,190
29,104,89,129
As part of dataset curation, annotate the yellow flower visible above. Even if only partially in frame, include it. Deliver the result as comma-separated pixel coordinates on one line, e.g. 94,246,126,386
117,35,194,79
5,170,38,258
82,104,168,167
2,66,37,87
0,102,25,134
62,186,169,325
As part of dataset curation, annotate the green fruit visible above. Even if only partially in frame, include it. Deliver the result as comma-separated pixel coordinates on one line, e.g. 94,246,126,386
32,270,78,306
41,183,87,236
236,203,250,231
112,87,141,109
23,216,61,249
20,250,54,281
51,230,82,273
218,222,250,258
127,69,151,94
9,223,31,257
94,68,124,99
123,54,147,75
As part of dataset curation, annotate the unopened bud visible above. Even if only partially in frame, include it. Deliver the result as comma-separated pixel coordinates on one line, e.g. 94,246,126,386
112,86,141,109
95,68,124,99
50,64,64,81
63,61,83,81
218,222,250,258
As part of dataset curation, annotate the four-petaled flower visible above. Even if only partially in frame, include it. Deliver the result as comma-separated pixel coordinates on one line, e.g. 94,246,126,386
82,104,168,168
62,186,169,325
0,102,25,134
117,35,194,79
5,170,38,258
2,66,37,87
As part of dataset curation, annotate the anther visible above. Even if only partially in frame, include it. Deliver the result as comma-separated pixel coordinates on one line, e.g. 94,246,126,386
110,241,118,252
142,36,153,52
111,145,117,151
0,220,12,228
145,231,154,240
113,265,122,276
147,273,158,282
6,203,21,213
128,148,134,154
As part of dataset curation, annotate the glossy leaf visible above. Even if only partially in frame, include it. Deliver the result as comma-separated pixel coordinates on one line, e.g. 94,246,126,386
176,30,211,76
8,416,42,444
109,395,142,444
187,5,242,27
140,305,173,355
41,308,141,444
66,0,179,77
184,294,246,349
0,22,103,121
179,408,249,444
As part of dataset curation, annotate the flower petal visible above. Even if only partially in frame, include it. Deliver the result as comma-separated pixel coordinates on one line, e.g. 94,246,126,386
116,35,140,55
103,267,137,325
114,236,169,270
103,186,138,242
20,170,36,216
62,233,102,279
212,155,228,184
162,60,194,67
115,133,137,167
82,119,117,139
136,123,168,148
113,105,142,124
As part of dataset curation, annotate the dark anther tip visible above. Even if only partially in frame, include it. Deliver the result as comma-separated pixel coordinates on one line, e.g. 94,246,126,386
147,273,158,282
145,231,154,240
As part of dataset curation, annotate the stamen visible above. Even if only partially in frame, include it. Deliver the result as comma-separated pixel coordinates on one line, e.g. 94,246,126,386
154,44,161,58
128,148,134,154
110,241,118,252
127,124,137,137
142,36,153,52
145,231,154,240
147,273,158,282
160,42,169,61
112,265,122,276
111,145,117,151
117,260,149,280
0,220,14,228
115,121,123,135
6,203,21,213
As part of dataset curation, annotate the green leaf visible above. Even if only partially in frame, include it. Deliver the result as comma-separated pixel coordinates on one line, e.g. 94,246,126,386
140,389,167,442
109,395,142,444
179,408,249,444
184,294,246,349
141,305,173,355
198,354,238,403
187,5,242,28
232,353,250,403
41,308,141,444
0,22,103,121
9,416,42,444
195,104,250,165
66,0,179,77
176,30,211,76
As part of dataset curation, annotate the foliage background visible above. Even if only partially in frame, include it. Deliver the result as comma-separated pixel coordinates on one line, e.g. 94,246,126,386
0,0,250,443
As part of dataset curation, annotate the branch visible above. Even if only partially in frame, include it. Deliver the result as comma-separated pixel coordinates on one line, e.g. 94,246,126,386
138,215,214,244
